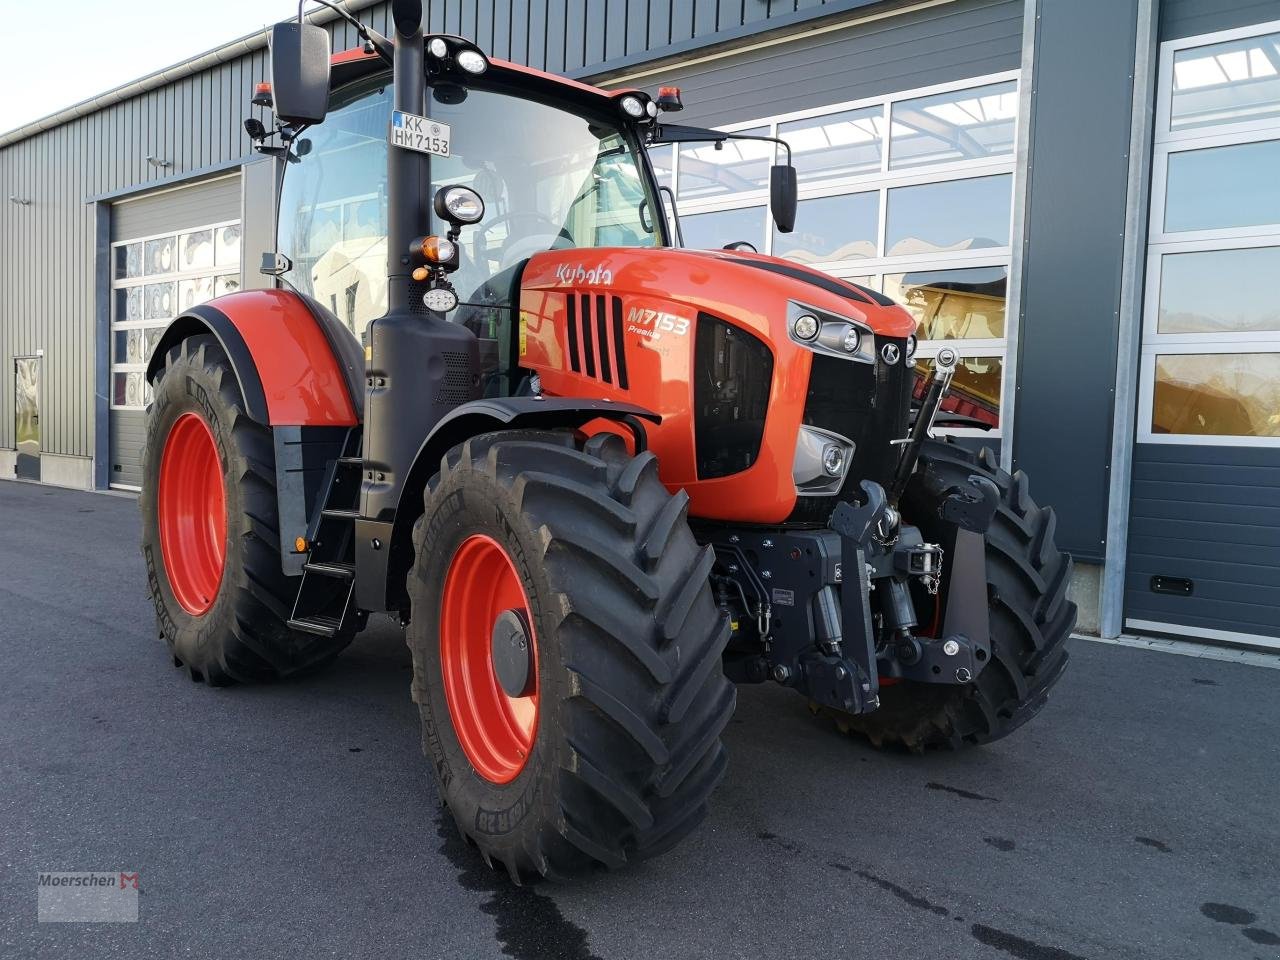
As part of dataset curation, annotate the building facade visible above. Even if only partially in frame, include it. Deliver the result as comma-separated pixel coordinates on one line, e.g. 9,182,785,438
2,0,1278,647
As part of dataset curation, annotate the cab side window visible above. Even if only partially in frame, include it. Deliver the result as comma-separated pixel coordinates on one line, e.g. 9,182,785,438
278,77,392,342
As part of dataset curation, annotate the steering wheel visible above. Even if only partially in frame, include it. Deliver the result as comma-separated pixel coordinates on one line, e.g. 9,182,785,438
477,212,575,260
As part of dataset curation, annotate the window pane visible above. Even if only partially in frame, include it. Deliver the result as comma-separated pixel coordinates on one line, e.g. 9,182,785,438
114,243,142,280
178,276,216,312
179,230,215,271
144,236,176,275
889,81,1018,169
215,274,241,297
114,286,143,323
1153,353,1280,437
677,127,771,200
913,354,1002,427
215,224,242,267
143,282,176,321
1165,140,1280,232
649,144,674,190
680,206,766,252
1171,31,1280,131
884,266,1007,339
779,106,883,184
112,371,148,408
773,192,878,263
885,175,1011,256
1159,246,1280,334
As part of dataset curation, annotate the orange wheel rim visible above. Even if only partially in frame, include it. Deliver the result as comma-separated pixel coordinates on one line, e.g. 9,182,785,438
440,534,539,784
157,412,227,616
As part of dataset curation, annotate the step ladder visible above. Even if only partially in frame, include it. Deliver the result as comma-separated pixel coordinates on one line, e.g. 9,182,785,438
288,430,362,638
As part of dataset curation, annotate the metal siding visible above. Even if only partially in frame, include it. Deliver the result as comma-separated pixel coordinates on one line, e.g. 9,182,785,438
1160,0,1280,41
602,0,1022,128
1126,444,1280,639
1010,0,1138,563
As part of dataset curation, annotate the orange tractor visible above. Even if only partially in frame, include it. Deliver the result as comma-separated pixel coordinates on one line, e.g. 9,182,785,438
141,0,1075,881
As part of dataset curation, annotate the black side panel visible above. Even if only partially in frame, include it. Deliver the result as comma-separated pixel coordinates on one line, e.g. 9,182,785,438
273,425,350,576
144,307,269,424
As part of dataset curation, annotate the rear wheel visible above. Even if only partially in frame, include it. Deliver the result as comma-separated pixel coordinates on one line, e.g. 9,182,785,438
407,430,735,881
140,334,354,684
828,440,1075,751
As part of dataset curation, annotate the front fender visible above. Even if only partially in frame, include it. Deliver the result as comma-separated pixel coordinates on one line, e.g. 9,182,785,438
359,396,661,613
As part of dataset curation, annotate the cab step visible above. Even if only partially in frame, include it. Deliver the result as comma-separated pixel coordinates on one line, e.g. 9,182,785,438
288,614,344,638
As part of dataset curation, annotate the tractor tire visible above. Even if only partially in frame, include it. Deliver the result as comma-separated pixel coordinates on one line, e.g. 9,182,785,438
827,439,1075,751
406,430,735,881
140,334,354,685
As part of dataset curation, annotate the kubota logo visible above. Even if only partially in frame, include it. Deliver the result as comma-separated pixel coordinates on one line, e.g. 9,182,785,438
553,263,613,286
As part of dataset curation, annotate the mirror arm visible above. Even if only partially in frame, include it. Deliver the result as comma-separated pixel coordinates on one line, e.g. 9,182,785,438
650,124,793,167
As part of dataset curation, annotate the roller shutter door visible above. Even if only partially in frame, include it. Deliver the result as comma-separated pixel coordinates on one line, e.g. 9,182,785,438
108,173,242,489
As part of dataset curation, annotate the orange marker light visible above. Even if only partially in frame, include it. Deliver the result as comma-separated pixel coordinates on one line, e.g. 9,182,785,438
294,536,308,553
412,267,429,281
420,235,457,263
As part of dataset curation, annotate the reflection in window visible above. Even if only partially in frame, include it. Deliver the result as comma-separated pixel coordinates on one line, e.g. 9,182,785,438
681,206,766,252
889,81,1018,169
884,266,1007,340
1165,140,1280,233
1171,31,1280,131
180,230,215,271
885,175,1011,256
1153,353,1280,436
677,127,772,200
649,144,674,189
773,192,878,263
913,354,1002,427
1158,247,1280,334
780,106,883,183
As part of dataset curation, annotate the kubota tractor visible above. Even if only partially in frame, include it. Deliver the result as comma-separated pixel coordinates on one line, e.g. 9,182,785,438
140,0,1075,881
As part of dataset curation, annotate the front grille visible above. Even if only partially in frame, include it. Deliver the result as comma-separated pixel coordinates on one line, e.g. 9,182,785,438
566,293,629,389
435,351,474,404
789,338,912,523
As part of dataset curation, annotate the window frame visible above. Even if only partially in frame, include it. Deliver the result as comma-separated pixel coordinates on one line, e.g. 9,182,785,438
659,70,1020,438
1141,19,1280,447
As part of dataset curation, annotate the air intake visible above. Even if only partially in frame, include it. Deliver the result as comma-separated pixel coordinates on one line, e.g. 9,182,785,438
565,293,629,389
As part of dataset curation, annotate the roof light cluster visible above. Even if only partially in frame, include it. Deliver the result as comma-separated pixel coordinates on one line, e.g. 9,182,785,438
426,35,489,75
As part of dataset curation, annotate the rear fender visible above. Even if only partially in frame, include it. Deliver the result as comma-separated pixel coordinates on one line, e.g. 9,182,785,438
146,290,364,576
361,397,660,614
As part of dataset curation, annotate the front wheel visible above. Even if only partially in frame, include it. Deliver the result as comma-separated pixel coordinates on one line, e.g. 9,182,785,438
832,440,1076,751
407,430,735,881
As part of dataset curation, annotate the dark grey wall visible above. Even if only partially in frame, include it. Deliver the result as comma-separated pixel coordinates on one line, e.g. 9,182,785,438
605,0,1022,126
1011,0,1138,563
1160,0,1280,41
1126,443,1280,640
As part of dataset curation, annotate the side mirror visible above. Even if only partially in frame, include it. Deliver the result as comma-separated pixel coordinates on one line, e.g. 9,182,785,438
269,21,331,126
770,164,798,234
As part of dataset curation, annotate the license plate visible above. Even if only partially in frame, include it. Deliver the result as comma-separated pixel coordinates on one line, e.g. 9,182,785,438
390,111,450,157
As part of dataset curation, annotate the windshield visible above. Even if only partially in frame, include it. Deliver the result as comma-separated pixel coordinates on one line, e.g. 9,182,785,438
277,75,663,341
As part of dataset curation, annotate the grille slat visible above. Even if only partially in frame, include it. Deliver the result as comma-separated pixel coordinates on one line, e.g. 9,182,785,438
566,293,627,390
580,294,597,379
611,297,629,390
565,295,581,373
595,294,612,384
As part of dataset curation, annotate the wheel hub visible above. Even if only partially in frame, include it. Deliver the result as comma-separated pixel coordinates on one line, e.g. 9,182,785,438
491,608,534,698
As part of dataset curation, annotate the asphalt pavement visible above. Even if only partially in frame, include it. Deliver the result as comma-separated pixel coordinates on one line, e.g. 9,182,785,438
2,478,1278,960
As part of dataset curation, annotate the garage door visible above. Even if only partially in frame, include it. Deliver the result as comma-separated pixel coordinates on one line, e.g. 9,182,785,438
108,174,242,489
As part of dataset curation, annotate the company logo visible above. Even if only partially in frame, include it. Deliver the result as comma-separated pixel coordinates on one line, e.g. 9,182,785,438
881,343,901,365
553,263,613,286
626,307,690,341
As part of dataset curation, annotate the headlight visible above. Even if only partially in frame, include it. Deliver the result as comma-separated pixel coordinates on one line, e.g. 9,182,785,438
456,50,488,74
786,302,874,364
422,286,459,313
792,425,854,495
793,314,820,341
436,185,486,225
620,95,646,119
427,37,449,58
